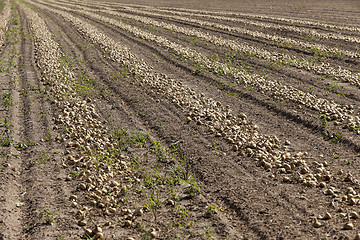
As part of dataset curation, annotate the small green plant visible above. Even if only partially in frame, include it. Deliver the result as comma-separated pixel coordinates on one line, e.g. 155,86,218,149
112,129,150,151
325,80,340,93
118,186,129,202
39,205,56,225
141,231,154,240
0,136,12,147
322,130,332,140
0,119,13,147
144,188,165,223
217,82,226,90
211,142,221,153
72,170,79,178
130,131,150,147
308,86,313,94
83,233,92,240
317,114,330,140
319,114,329,128
24,3,34,9
130,155,143,169
322,130,343,143
175,205,189,219
191,62,206,75
343,159,352,165
2,93,13,110
112,128,129,151
205,205,220,216
6,59,17,72
179,156,191,181
180,177,201,197
75,210,84,220
333,153,340,159
14,139,37,150
140,23,155,31
331,132,343,143
204,226,217,240
75,72,97,98
29,152,51,166
190,39,198,45
13,18,19,25
170,155,191,181
153,141,176,163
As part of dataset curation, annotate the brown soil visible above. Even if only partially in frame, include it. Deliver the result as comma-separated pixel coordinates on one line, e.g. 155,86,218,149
1,0,360,239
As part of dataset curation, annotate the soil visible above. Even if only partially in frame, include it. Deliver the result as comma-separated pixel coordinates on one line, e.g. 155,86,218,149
0,0,360,239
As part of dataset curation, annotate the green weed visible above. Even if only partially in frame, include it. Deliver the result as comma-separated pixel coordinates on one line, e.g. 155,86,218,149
144,188,165,223
2,93,13,110
39,205,56,225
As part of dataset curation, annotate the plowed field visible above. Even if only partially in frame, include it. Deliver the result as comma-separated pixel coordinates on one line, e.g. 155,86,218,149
0,0,359,239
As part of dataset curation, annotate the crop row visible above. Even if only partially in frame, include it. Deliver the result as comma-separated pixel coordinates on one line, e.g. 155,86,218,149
0,0,11,47
118,5,360,57
53,0,360,59
86,1,360,34
133,6,360,45
42,0,360,136
76,1,360,34
20,2,135,237
155,5,360,33
31,0,342,192
23,1,360,231
50,0,360,90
